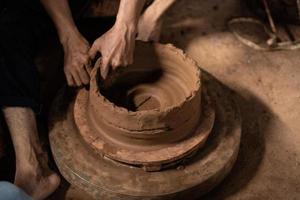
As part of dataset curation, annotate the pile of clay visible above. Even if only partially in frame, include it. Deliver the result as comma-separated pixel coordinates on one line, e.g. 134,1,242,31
74,42,214,171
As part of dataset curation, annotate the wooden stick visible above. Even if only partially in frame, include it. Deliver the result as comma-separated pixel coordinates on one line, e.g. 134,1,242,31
262,0,277,33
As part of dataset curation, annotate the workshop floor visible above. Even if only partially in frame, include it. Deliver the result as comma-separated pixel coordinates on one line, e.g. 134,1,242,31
47,0,299,199
163,0,300,199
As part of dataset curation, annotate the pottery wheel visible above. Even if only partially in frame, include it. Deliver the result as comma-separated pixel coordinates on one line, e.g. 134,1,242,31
49,71,241,200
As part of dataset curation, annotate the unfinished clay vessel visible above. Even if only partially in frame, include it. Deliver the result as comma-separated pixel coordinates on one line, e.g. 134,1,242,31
74,42,214,170
49,42,241,200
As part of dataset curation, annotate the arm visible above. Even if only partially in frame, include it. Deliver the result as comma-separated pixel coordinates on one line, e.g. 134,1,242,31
41,0,91,87
144,0,176,20
137,0,177,42
89,0,147,79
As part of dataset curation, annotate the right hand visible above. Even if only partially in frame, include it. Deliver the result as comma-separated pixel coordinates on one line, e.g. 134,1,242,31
89,22,137,79
62,34,91,87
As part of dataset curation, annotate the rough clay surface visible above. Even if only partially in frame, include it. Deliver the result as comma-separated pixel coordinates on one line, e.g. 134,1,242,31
48,72,241,200
47,36,242,199
73,42,213,169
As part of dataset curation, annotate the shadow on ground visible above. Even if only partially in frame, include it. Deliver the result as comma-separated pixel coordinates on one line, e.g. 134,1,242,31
202,81,273,199
159,1,275,198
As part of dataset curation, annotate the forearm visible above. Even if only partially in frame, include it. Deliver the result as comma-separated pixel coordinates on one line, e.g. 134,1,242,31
115,0,147,29
42,0,91,87
147,0,176,20
41,0,80,44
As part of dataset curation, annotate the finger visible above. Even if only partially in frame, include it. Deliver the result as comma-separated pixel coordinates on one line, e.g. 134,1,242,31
89,41,101,59
85,58,92,69
71,70,83,87
129,43,135,64
94,57,102,69
77,67,90,85
82,57,92,78
82,56,90,67
102,67,109,80
111,58,121,70
101,58,110,79
128,55,134,66
82,57,92,79
65,73,75,87
88,45,97,59
124,54,134,67
85,64,92,76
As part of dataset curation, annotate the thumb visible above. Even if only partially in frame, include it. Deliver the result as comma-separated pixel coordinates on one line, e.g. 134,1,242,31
100,58,110,79
89,41,100,59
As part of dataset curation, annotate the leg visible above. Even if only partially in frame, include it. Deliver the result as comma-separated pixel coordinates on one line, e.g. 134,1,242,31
137,0,177,41
0,4,60,200
2,108,60,200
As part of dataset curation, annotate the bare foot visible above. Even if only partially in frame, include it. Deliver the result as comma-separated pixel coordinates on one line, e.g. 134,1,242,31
15,170,60,200
14,140,60,200
3,107,61,199
31,173,60,200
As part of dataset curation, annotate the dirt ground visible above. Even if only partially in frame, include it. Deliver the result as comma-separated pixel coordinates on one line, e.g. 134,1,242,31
161,0,300,199
1,0,299,199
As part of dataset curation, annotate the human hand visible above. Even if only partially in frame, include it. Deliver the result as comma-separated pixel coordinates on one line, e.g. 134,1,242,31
89,22,136,79
62,34,91,87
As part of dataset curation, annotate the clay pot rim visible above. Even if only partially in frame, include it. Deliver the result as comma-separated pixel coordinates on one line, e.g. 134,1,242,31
91,42,201,115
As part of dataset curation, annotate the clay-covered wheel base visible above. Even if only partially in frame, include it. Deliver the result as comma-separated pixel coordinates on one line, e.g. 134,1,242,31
49,73,241,200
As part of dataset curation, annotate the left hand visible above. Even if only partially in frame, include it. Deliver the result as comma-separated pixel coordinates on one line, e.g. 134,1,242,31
89,22,137,79
62,33,91,87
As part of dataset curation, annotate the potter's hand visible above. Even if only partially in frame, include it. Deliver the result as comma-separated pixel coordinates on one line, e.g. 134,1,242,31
89,22,136,79
41,0,92,86
62,34,91,87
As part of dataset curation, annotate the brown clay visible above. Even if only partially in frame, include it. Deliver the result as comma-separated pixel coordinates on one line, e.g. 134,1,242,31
48,71,241,200
48,42,241,199
73,42,214,170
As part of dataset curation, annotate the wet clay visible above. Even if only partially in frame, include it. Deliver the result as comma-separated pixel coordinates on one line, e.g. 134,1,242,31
48,71,241,200
73,42,214,170
48,41,241,199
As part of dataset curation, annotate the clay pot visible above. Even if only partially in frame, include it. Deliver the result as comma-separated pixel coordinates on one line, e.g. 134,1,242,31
49,43,241,198
87,42,201,149
74,42,213,170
